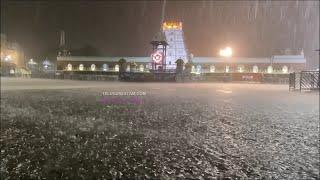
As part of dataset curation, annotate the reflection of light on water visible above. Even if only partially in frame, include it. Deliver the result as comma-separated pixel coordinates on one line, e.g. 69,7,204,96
216,89,232,94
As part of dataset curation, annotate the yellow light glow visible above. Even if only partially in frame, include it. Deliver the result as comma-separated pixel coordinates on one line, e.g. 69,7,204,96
162,22,182,30
91,64,96,71
139,64,144,72
4,55,12,61
238,66,244,73
219,47,233,57
225,66,230,73
67,64,72,71
282,66,288,73
79,64,84,71
267,66,273,73
114,64,119,72
253,65,259,73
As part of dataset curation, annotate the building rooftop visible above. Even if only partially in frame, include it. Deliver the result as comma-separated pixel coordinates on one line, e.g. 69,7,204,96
57,55,306,64
192,57,271,64
272,55,306,63
162,22,183,31
57,56,150,63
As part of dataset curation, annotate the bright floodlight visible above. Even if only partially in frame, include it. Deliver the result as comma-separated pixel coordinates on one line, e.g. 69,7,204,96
28,58,37,65
219,47,233,57
4,55,11,61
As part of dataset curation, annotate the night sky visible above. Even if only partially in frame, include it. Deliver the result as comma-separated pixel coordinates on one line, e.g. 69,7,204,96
1,0,319,67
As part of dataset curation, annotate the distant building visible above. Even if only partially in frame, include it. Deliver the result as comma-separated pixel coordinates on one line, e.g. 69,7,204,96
57,30,71,57
190,55,306,73
56,55,306,74
56,22,306,74
1,33,25,67
1,33,27,75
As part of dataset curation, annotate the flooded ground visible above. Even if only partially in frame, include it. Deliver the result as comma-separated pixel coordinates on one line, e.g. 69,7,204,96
1,77,319,179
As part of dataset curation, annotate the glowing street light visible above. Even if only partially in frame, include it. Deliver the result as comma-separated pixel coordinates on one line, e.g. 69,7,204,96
4,55,11,61
219,47,233,72
28,58,37,65
219,47,233,57
43,59,51,70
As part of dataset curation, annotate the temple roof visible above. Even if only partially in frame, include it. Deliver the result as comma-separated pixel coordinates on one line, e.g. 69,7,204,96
57,55,306,64
150,31,168,45
57,56,150,63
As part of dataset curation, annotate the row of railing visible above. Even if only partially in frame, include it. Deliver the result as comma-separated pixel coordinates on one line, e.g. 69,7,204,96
289,71,320,91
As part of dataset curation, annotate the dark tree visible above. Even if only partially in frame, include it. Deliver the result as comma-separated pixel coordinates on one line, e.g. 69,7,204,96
118,58,127,73
175,58,184,74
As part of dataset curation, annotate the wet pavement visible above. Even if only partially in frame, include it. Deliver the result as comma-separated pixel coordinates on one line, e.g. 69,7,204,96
1,78,319,179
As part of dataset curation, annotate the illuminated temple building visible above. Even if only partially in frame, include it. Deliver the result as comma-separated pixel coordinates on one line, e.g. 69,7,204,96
162,22,188,69
56,22,306,74
1,33,27,75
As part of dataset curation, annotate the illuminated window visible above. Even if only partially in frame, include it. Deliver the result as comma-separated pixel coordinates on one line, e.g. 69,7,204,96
225,65,230,73
282,66,288,73
191,65,195,73
5,55,11,61
114,64,119,72
139,64,144,72
196,65,201,74
210,65,215,73
43,59,51,69
79,64,84,71
253,65,259,73
102,64,108,71
91,64,96,71
126,65,130,72
237,65,244,73
267,65,273,73
67,64,72,71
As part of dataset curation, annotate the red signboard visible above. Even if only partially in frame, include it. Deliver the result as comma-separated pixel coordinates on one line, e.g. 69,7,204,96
231,73,262,81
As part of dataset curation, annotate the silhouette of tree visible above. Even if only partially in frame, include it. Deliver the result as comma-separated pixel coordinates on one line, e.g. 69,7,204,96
118,58,127,73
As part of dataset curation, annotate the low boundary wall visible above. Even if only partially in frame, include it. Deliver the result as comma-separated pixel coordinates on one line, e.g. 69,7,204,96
3,71,291,84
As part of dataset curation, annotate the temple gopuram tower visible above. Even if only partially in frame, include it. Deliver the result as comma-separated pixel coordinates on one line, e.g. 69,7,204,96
58,30,70,57
162,22,188,69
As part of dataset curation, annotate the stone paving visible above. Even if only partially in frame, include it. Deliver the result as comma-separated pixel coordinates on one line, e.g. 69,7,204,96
1,78,319,179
